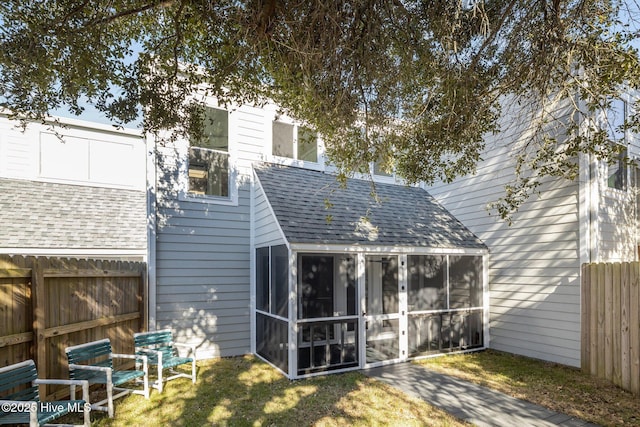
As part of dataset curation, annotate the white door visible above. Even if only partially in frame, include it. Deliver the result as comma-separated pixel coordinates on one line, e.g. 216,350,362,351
363,255,402,366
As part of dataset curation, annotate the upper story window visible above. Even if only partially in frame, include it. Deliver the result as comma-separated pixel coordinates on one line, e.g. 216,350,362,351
373,159,393,178
272,120,318,163
608,148,628,191
188,107,230,198
604,98,628,191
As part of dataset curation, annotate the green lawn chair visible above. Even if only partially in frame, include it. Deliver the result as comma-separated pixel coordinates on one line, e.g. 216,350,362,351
0,359,90,427
134,329,196,392
65,338,149,418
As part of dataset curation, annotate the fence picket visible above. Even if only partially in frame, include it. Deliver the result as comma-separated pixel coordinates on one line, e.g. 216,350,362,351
612,263,622,387
604,263,613,381
582,261,640,395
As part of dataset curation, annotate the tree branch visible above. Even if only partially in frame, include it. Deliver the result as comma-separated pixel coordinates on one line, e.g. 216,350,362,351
83,1,175,28
469,0,518,72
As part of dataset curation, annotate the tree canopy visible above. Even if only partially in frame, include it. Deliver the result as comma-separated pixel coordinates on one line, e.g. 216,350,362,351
1,0,639,218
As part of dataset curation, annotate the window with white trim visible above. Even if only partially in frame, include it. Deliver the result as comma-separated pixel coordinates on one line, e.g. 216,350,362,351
272,120,318,162
188,107,230,198
604,98,628,191
373,159,393,177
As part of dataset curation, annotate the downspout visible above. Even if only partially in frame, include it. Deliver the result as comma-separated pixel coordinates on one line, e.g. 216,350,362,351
146,133,158,331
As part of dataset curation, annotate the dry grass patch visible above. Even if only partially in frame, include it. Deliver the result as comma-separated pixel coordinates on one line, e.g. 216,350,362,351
90,355,468,426
417,350,640,427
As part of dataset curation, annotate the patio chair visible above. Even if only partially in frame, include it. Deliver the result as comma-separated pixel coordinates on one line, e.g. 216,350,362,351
0,359,90,427
65,338,149,418
134,329,196,392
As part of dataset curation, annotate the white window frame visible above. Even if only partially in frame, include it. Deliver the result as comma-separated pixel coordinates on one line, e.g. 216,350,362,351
181,106,238,206
370,159,397,184
267,112,325,171
602,97,630,194
603,95,630,194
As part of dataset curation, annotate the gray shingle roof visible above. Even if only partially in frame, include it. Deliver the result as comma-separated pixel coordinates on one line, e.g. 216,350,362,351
254,164,486,249
0,178,147,250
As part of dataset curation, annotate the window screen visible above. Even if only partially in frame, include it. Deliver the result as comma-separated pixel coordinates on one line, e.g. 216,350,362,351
256,247,270,312
271,245,289,317
449,256,483,309
272,122,294,158
297,127,318,162
408,255,446,311
299,256,334,318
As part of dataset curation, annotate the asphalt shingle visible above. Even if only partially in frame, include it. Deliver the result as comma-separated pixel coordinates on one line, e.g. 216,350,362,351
254,164,486,249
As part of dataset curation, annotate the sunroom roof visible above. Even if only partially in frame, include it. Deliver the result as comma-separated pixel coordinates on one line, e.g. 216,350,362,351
254,164,486,249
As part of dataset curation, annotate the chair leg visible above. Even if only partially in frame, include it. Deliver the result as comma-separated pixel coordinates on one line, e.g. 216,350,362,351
29,403,38,427
106,381,114,418
157,352,163,393
191,359,197,384
80,379,91,427
83,402,91,427
158,364,163,393
143,357,150,399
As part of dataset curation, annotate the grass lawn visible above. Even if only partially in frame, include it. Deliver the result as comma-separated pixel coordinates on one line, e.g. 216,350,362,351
88,355,466,426
69,349,640,426
418,349,640,427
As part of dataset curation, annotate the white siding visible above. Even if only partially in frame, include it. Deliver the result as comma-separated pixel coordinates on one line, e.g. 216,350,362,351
154,103,267,358
0,116,146,190
253,181,286,248
428,99,582,366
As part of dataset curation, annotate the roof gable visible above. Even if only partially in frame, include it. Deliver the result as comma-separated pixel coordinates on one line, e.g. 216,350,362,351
254,164,486,249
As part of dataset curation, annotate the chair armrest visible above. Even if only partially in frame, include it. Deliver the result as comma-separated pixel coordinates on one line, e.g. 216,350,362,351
173,342,197,356
112,353,148,372
111,353,146,361
68,363,111,373
135,348,159,354
34,378,87,387
34,379,90,402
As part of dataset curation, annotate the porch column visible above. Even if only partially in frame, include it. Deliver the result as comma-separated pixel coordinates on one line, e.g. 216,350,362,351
288,249,298,378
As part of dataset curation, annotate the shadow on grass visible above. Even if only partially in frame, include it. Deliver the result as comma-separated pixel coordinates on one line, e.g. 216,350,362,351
417,349,640,427
87,355,465,426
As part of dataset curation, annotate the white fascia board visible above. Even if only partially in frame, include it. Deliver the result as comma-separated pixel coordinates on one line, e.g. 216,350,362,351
289,243,488,255
0,110,143,138
0,248,147,259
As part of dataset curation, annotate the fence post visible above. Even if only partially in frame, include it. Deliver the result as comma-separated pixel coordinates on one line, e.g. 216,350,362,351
141,266,148,332
581,263,591,372
31,257,47,397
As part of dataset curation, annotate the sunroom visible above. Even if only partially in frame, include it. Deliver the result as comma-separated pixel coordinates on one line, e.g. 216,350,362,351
252,164,488,379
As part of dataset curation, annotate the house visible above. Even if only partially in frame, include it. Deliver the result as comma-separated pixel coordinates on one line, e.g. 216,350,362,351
0,114,148,260
426,96,640,367
150,100,490,378
3,89,636,376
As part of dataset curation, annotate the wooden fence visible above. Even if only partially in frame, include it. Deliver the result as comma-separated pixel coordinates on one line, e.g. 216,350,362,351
0,255,146,399
581,262,640,394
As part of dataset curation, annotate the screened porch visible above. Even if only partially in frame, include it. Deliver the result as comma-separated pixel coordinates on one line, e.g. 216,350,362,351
252,164,488,379
254,245,486,379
